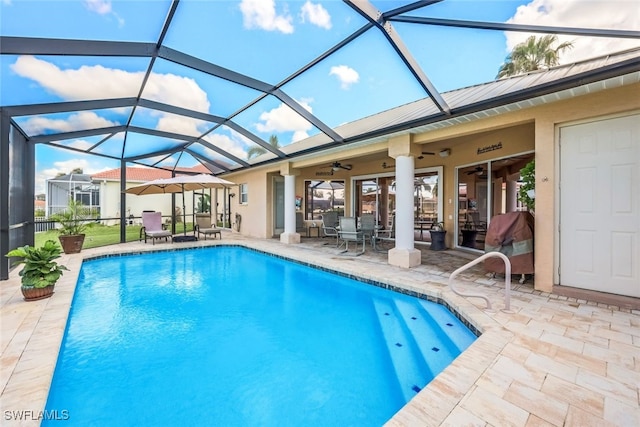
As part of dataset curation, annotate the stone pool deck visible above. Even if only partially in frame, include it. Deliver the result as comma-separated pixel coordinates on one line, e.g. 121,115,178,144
1,233,639,426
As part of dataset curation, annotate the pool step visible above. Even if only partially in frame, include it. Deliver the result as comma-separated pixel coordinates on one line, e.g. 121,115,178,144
417,300,476,354
371,298,430,403
392,299,466,379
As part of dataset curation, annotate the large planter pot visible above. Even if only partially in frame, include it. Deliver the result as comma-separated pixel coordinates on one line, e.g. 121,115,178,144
21,284,55,301
429,230,447,251
58,234,85,254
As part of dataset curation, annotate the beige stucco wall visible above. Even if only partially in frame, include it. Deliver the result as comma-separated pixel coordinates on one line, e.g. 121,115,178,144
220,82,640,293
531,83,640,291
224,167,271,238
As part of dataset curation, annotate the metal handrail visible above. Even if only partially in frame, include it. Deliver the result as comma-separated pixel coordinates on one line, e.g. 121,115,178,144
448,252,511,311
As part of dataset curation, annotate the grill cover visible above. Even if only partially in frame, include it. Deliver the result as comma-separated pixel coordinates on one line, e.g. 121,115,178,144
484,211,534,274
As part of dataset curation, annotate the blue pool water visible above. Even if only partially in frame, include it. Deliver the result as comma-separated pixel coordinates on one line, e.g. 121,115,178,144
44,246,476,426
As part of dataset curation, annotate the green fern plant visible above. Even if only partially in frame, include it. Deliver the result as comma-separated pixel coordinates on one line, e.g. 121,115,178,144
51,199,92,235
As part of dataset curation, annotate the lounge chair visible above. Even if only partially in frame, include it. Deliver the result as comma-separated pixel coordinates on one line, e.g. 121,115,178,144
195,213,222,240
321,212,339,246
141,212,172,244
337,217,365,256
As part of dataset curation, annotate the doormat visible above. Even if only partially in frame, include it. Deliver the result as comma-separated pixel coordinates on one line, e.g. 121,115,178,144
173,235,198,243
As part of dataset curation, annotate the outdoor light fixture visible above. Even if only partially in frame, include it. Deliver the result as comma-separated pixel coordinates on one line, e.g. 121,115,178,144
439,149,451,157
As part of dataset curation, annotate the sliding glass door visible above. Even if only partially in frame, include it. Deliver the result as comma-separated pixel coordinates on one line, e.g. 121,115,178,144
352,167,442,242
456,152,534,250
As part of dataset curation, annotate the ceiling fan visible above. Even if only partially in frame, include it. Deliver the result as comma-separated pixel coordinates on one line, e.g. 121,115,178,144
466,166,486,176
323,161,352,171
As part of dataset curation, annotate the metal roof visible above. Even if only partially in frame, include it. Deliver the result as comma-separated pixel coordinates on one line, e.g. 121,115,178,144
303,47,640,148
1,0,639,175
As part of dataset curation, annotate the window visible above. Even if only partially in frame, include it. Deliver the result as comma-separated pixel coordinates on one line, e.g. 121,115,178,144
305,180,345,220
239,183,248,204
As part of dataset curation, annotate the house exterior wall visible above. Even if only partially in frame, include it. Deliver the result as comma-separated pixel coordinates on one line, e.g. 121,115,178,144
220,82,640,294
224,168,270,238
410,82,640,292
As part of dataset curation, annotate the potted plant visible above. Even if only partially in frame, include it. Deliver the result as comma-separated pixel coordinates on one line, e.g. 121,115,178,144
51,198,91,254
5,240,68,301
429,221,447,251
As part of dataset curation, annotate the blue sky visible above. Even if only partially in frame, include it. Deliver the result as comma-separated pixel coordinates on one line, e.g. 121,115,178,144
1,0,638,193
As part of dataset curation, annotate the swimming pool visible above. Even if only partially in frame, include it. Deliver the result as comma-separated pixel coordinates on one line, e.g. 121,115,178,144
44,246,476,426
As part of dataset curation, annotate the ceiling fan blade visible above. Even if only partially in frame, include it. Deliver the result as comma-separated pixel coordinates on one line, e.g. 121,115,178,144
328,161,352,171
421,151,435,155
466,166,485,175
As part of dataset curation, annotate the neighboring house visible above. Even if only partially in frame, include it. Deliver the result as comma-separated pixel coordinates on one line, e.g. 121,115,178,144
34,198,45,214
92,165,211,225
46,173,99,217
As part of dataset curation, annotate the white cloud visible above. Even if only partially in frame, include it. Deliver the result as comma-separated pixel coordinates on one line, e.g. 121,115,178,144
11,56,142,102
11,56,212,140
83,0,124,27
202,133,249,161
239,0,294,34
300,1,331,30
2,0,13,5
11,56,210,113
255,100,313,142
155,115,203,137
67,139,94,150
144,72,210,113
505,0,640,64
20,112,118,135
329,65,359,89
84,0,111,14
36,158,111,193
292,130,309,143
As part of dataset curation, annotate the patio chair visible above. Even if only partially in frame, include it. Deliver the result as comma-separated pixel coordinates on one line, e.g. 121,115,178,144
321,212,339,246
337,217,365,256
141,211,172,244
360,213,376,245
373,215,395,252
195,213,222,240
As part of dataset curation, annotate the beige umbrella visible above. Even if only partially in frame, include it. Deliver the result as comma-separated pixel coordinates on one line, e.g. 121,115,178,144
125,174,235,236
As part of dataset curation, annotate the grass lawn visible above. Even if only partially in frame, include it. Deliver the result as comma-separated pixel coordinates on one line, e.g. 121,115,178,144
35,222,195,250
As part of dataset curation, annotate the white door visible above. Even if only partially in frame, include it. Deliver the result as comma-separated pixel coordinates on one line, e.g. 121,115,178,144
560,114,640,297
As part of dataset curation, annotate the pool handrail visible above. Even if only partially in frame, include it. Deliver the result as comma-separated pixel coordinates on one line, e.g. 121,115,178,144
448,252,511,311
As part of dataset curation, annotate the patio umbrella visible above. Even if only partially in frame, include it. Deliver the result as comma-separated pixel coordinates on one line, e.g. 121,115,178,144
125,174,235,235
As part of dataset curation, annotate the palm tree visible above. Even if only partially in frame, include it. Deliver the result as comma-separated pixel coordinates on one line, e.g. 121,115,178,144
247,134,280,159
496,35,573,79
